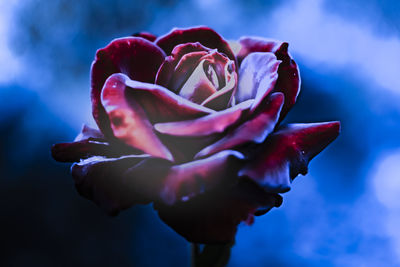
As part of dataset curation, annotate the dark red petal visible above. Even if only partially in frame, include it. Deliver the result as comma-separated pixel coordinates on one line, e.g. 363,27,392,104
132,32,157,42
51,124,137,162
196,93,284,159
91,37,166,137
121,74,214,123
101,74,174,161
236,37,284,64
155,178,282,244
239,121,341,193
155,26,235,61
236,37,300,120
155,42,210,88
72,155,171,215
159,150,245,205
154,99,253,137
235,52,281,109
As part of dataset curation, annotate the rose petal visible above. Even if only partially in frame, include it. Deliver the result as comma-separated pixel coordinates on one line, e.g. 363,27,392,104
72,155,171,215
236,37,284,64
239,121,341,193
159,150,245,205
196,93,284,159
121,74,215,122
154,99,253,137
91,37,166,137
155,178,282,244
236,37,300,120
155,42,210,88
132,32,157,42
101,74,174,161
235,52,281,111
155,26,235,61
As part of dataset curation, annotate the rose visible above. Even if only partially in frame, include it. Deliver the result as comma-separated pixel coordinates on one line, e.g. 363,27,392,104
52,26,340,244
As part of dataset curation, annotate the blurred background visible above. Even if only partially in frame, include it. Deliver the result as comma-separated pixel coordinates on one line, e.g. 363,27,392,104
1,0,400,266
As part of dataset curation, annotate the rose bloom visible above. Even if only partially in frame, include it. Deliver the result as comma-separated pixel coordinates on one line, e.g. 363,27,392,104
52,26,340,244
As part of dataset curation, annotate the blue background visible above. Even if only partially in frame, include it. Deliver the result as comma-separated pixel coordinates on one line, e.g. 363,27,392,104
1,0,400,266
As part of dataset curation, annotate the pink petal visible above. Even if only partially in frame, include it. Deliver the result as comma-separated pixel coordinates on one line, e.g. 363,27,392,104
155,178,282,243
91,37,166,137
155,42,210,88
74,124,104,141
235,52,281,110
155,26,235,61
101,74,174,161
236,37,300,120
160,150,245,205
132,32,157,42
122,74,215,123
239,121,341,193
72,155,171,215
196,93,284,159
154,99,253,137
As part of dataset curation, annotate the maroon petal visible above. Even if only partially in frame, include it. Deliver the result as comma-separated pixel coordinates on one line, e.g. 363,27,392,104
154,99,253,137
121,74,214,123
155,42,210,89
91,37,166,137
239,121,341,193
155,26,235,61
72,155,171,215
159,150,245,205
236,37,300,120
196,93,284,159
101,74,174,161
236,37,284,64
132,32,157,42
235,52,281,110
155,178,282,244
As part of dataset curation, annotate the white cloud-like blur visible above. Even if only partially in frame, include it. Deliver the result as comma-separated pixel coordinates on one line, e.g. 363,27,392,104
372,150,400,261
0,0,21,85
264,0,400,96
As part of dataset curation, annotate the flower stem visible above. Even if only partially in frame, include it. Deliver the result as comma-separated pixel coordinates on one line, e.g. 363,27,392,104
190,242,234,267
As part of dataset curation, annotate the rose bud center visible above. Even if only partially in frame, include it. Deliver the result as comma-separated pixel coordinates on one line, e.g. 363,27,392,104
178,50,237,110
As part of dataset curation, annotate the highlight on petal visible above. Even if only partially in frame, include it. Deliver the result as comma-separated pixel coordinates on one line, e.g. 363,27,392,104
123,74,215,123
91,37,166,137
196,93,284,159
239,121,341,193
235,52,281,112
72,155,171,215
154,99,253,137
155,178,282,244
101,74,174,161
74,124,104,141
160,150,245,205
155,42,210,89
235,37,301,120
155,26,235,61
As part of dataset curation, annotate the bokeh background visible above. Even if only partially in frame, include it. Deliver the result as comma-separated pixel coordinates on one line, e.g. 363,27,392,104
1,0,400,266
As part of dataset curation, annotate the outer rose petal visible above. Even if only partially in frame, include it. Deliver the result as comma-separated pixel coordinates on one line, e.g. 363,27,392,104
72,155,171,215
159,150,245,205
51,124,138,162
91,37,166,137
154,99,253,137
236,37,300,120
132,32,157,42
196,93,284,159
155,178,282,244
239,122,341,193
155,26,236,61
101,74,174,161
235,52,281,111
